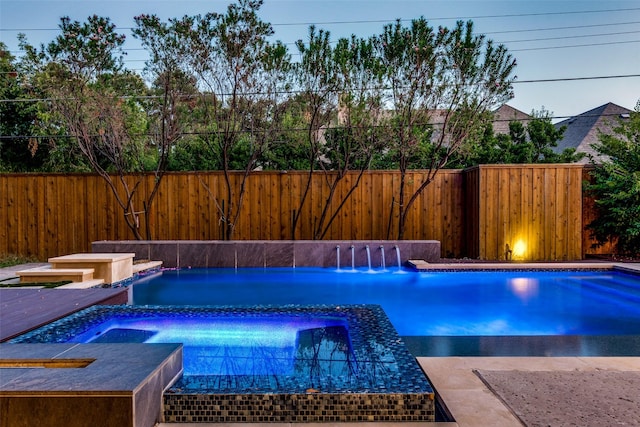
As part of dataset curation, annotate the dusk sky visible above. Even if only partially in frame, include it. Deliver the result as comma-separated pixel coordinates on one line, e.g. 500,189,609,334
2,0,639,119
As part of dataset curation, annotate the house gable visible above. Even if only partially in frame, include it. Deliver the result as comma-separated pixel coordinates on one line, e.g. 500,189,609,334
492,104,532,135
554,102,632,162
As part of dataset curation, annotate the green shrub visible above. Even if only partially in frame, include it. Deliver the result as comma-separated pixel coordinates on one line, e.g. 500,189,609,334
0,254,39,268
585,104,640,257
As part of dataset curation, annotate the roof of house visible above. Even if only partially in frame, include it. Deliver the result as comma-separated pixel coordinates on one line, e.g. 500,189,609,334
492,104,532,135
554,102,632,162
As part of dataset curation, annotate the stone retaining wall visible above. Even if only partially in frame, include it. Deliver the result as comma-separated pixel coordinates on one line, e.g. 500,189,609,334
92,240,441,269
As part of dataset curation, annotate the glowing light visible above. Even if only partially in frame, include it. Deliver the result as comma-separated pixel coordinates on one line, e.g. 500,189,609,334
76,316,354,376
509,277,539,300
146,322,299,347
512,239,527,259
82,316,348,348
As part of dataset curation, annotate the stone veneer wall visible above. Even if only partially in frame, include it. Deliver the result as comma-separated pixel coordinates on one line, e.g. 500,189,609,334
92,240,441,269
164,392,434,423
159,305,435,423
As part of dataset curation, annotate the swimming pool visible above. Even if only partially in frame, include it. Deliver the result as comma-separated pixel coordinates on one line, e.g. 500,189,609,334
131,267,640,336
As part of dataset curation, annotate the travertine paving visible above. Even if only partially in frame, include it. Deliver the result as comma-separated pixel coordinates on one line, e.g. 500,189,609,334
419,357,640,427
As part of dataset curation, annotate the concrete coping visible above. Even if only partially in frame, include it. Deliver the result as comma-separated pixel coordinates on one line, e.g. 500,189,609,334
408,261,618,271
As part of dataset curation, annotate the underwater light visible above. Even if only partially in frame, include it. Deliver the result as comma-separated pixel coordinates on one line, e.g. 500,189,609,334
145,322,299,347
79,316,348,348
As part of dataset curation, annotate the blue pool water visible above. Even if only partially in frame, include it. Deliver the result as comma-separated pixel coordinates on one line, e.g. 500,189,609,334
67,314,351,376
12,305,432,395
131,267,640,337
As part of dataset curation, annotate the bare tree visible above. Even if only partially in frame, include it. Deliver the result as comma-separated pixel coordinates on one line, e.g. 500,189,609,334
171,0,291,240
374,19,516,238
19,15,168,239
293,30,386,239
133,14,198,238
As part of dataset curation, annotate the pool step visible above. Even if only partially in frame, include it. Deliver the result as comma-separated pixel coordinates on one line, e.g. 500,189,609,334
133,260,163,274
16,267,96,283
48,253,135,284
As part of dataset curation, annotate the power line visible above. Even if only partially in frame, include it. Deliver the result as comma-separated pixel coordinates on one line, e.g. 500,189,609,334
1,73,639,104
9,27,640,56
0,111,631,141
4,20,640,50
513,74,640,84
485,20,640,35
4,15,640,59
5,33,640,72
269,7,640,26
510,38,640,52
500,29,640,45
2,7,640,32
5,31,640,67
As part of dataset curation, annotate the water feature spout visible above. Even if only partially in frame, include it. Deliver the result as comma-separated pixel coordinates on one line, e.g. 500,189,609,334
394,245,402,271
379,245,386,269
336,245,340,270
365,245,372,271
350,245,355,270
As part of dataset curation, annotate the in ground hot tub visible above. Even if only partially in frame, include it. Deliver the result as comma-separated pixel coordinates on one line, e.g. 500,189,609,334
12,304,434,423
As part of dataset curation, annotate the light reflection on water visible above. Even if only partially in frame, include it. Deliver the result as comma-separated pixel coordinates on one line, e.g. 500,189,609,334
132,268,640,336
68,316,354,376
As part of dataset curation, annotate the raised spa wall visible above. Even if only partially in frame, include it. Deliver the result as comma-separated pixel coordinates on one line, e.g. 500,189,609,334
92,240,441,269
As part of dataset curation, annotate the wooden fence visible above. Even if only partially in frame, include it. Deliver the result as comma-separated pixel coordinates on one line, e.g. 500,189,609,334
465,165,584,261
0,166,608,261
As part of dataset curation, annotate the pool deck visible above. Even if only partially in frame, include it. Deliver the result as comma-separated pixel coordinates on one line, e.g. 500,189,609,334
2,261,640,426
418,356,640,427
0,262,129,342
